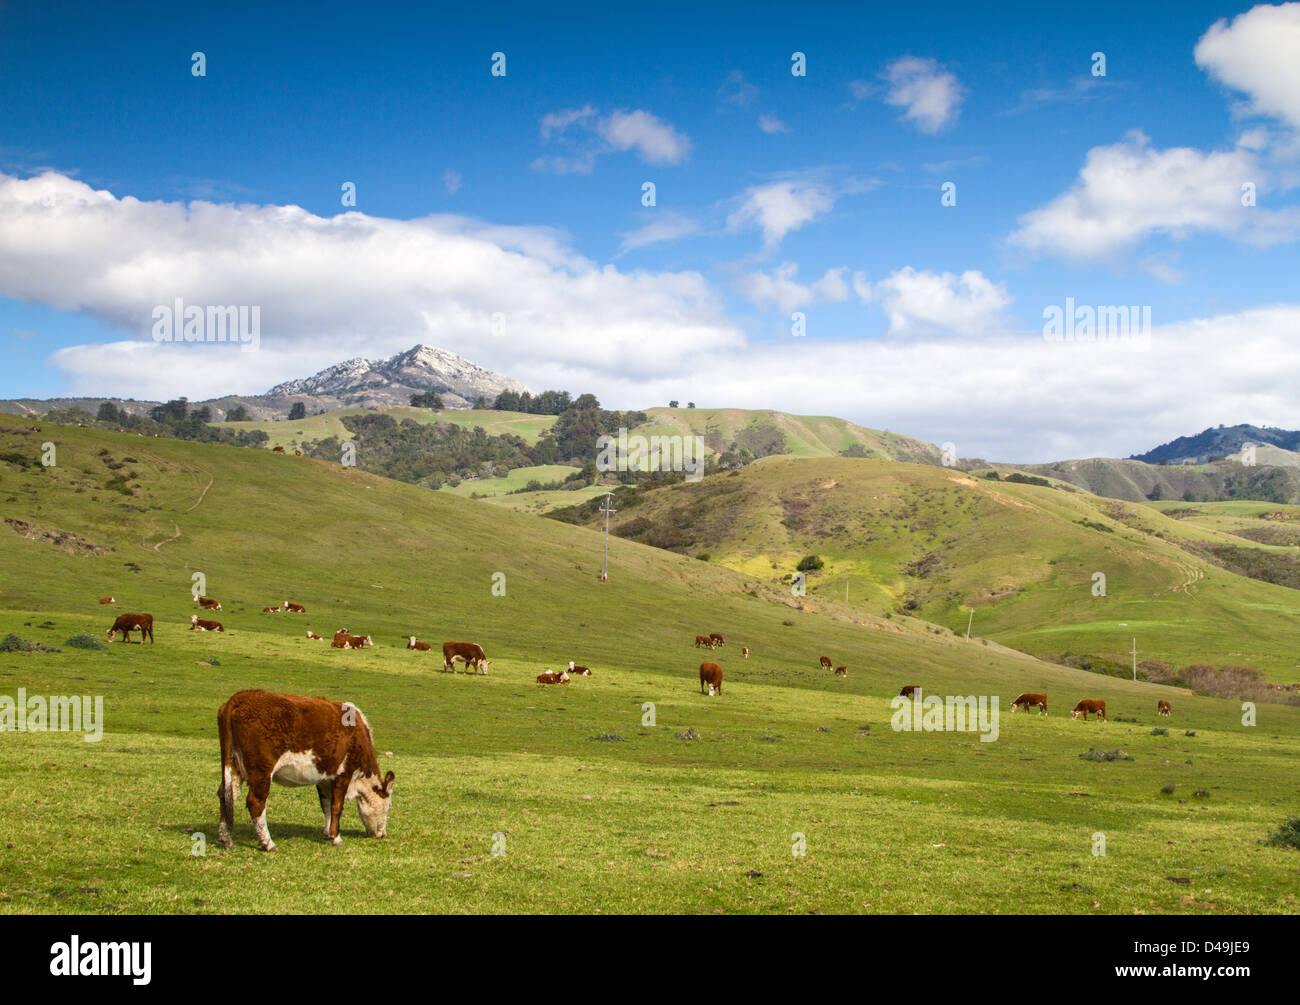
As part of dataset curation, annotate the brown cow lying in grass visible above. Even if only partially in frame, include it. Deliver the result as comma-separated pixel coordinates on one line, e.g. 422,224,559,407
107,613,154,643
1011,692,1048,715
197,596,222,611
567,661,591,676
190,614,224,632
407,637,432,651
216,689,394,851
283,601,306,613
261,606,280,613
700,661,723,696
1071,699,1107,721
98,596,115,604
537,670,570,684
306,631,323,640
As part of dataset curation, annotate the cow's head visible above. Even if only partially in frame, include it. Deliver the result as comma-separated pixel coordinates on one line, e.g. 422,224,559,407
707,682,716,697
105,628,117,641
356,770,396,838
190,614,199,623
1070,709,1080,719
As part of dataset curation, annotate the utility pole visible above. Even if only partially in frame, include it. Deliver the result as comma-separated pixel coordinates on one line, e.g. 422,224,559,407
1131,637,1137,681
966,609,974,641
599,491,616,582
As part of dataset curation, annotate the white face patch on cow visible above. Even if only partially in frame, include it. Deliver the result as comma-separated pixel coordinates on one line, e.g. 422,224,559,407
353,771,394,838
270,750,328,787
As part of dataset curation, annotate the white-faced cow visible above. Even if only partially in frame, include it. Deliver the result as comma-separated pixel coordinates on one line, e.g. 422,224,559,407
708,633,725,648
197,596,222,611
1011,692,1048,715
819,656,833,670
1157,700,1172,716
742,646,749,658
443,641,490,674
536,670,570,684
216,690,395,851
834,665,847,678
694,635,713,649
407,637,432,651
283,601,307,614
190,614,224,632
1071,699,1107,721
700,661,723,696
107,613,154,644
98,596,115,605
567,661,591,676
306,631,323,640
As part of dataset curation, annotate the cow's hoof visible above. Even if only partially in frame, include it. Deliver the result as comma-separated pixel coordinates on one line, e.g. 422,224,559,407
218,837,233,850
259,842,277,852
331,836,343,846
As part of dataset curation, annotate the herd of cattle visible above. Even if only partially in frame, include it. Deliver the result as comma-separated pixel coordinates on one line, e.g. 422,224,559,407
94,593,1185,851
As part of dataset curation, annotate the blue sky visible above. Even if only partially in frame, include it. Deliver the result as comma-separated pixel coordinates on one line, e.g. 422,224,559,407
2,0,1299,459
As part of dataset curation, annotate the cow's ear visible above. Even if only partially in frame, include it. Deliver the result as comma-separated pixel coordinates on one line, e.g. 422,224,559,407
382,770,395,794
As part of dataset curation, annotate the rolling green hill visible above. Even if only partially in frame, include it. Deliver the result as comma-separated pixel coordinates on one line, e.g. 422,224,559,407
2,415,1298,915
553,457,1300,685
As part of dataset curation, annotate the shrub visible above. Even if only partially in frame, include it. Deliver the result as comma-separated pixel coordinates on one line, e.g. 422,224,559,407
1264,816,1300,850
796,554,824,572
676,728,700,741
588,733,625,742
63,634,108,651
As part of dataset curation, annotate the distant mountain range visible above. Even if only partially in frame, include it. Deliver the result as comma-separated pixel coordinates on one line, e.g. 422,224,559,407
0,344,530,420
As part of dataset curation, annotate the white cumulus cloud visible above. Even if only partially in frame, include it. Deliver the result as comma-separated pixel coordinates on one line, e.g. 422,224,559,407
880,56,965,134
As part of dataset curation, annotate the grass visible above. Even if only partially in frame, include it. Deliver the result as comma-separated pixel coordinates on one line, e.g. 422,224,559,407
1,414,1298,914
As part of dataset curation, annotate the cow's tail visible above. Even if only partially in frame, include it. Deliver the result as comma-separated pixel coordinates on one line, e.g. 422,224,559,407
216,702,236,848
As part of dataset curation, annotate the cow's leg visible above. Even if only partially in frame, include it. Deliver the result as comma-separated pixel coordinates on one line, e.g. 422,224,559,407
245,773,276,851
317,781,333,839
217,765,237,849
327,776,349,845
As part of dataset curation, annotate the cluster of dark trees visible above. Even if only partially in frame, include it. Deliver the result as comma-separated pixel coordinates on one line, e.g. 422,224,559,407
299,394,647,489
51,399,270,448
491,389,575,415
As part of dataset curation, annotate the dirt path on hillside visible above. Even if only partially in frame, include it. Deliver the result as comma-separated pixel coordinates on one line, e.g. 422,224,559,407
152,521,181,551
1172,560,1204,595
187,473,214,512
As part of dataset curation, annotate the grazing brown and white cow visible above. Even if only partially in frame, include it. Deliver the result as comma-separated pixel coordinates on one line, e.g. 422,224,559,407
835,665,848,678
819,656,833,670
306,631,323,640
1071,699,1107,721
1011,692,1048,715
261,606,280,613
694,635,713,649
283,601,306,614
407,637,432,651
216,690,395,851
899,684,920,698
293,449,302,456
443,641,490,674
107,612,154,644
190,614,224,632
536,670,571,684
709,633,725,647
1157,699,1172,716
197,596,222,611
700,661,723,696
742,646,749,658
98,596,115,605
567,661,591,676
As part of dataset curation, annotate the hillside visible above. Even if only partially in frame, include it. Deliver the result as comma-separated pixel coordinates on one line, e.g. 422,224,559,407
3,415,1298,914
552,456,1300,685
1131,423,1300,465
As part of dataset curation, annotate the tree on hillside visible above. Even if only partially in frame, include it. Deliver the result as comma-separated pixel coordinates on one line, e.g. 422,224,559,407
668,400,679,408
288,402,306,420
225,404,248,422
96,402,120,423
687,402,696,408
410,391,444,409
